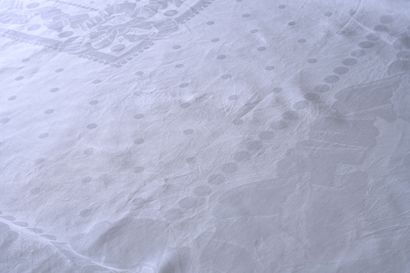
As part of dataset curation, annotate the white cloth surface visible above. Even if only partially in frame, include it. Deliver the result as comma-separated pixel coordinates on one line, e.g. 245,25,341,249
0,0,410,272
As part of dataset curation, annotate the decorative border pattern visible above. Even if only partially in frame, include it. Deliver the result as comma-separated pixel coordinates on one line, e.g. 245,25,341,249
0,0,214,67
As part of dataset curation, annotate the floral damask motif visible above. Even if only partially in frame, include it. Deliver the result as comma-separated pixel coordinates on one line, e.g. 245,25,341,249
0,0,211,66
388,30,410,75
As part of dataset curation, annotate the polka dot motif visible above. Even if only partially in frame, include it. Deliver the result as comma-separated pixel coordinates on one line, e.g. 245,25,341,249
233,151,251,162
183,129,194,135
134,138,144,145
342,58,358,66
208,174,225,185
86,123,97,129
258,131,275,140
324,75,339,83
333,66,349,75
134,114,144,119
134,166,145,173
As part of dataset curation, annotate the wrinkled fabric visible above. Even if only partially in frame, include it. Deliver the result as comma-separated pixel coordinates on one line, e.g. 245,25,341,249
1,0,410,272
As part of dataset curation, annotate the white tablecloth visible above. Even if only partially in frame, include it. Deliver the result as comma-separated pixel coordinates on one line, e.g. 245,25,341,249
0,0,410,272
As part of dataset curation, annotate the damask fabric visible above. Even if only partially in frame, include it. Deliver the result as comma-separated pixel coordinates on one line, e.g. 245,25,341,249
1,0,410,272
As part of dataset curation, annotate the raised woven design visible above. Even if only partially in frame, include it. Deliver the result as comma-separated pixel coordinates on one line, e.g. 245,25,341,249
0,0,213,66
